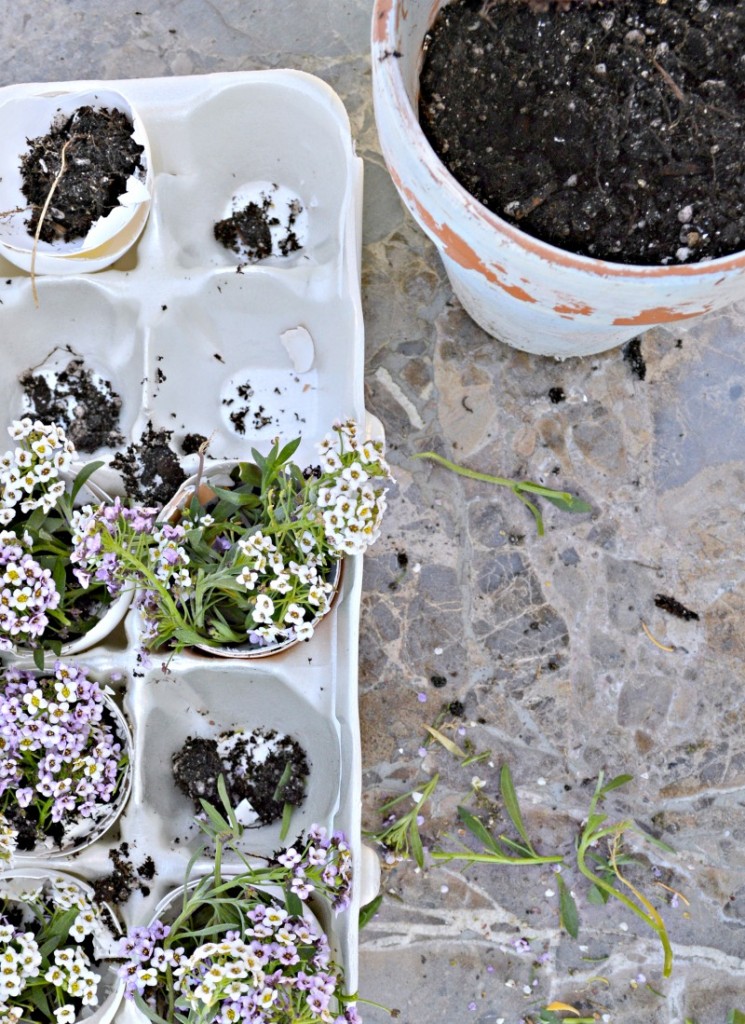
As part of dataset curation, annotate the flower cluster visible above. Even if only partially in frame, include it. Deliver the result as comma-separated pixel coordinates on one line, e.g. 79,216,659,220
0,420,73,524
0,420,120,655
0,661,129,851
70,497,158,594
0,533,60,650
120,897,356,1024
119,808,357,1024
314,420,391,557
0,875,118,1024
72,420,392,653
0,815,17,867
276,825,353,913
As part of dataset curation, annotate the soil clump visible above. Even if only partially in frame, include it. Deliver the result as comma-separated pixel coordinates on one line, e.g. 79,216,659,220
214,191,303,262
20,105,145,243
20,355,124,452
173,729,309,827
111,422,186,508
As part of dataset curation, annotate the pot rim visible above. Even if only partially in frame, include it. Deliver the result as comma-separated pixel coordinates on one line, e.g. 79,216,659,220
371,0,745,281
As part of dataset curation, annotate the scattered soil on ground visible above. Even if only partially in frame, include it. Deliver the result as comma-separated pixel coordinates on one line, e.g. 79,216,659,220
20,355,124,452
111,422,186,508
173,729,309,826
419,0,745,265
19,105,145,243
654,593,699,621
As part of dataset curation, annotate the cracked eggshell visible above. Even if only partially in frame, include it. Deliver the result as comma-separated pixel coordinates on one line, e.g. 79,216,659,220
0,89,152,274
280,325,315,373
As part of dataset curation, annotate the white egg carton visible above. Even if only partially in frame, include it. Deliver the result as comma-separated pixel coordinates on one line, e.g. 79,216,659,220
0,70,379,1016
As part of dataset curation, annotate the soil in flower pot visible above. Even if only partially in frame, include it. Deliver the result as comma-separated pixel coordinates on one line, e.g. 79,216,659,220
172,728,310,827
419,0,745,266
214,186,304,262
111,421,186,508
20,104,145,243
20,353,124,452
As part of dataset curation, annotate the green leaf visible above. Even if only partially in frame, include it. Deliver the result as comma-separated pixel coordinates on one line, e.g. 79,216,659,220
272,761,294,803
557,874,580,939
32,646,45,671
599,773,634,798
586,883,609,906
284,888,304,918
279,801,293,843
276,437,302,465
359,892,384,930
585,812,608,835
70,459,105,502
199,798,231,834
457,805,502,855
23,983,51,1017
727,1012,745,1024
216,774,241,835
540,492,592,514
499,764,536,854
410,821,425,869
134,990,168,1024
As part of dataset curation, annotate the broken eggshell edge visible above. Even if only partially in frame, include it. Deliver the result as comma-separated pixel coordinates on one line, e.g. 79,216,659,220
0,88,152,274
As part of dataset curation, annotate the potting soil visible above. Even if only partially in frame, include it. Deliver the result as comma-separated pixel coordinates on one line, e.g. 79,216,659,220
419,0,745,265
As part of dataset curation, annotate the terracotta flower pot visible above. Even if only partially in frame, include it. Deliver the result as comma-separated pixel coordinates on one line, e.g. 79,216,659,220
371,0,745,357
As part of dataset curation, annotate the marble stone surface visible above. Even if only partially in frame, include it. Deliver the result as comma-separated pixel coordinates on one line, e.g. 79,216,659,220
2,3,744,1023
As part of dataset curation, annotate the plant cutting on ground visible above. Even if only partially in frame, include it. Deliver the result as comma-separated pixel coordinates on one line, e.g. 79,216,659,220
74,418,392,652
0,419,125,663
573,772,675,978
0,872,121,1024
0,660,130,858
118,782,359,1024
365,716,678,977
414,451,590,536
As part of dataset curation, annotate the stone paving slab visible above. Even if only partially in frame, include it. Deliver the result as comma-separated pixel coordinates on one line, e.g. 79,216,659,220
2,3,744,1022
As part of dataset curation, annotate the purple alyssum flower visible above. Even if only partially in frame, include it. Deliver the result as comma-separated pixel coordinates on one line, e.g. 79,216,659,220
0,661,128,846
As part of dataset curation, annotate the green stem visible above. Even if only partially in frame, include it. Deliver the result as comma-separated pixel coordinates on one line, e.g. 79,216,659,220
415,450,577,500
431,851,563,866
576,828,673,978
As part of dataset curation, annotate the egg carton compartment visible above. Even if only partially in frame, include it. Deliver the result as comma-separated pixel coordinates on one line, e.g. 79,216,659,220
123,658,342,858
148,76,351,272
0,67,372,1014
142,272,362,463
0,278,144,455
